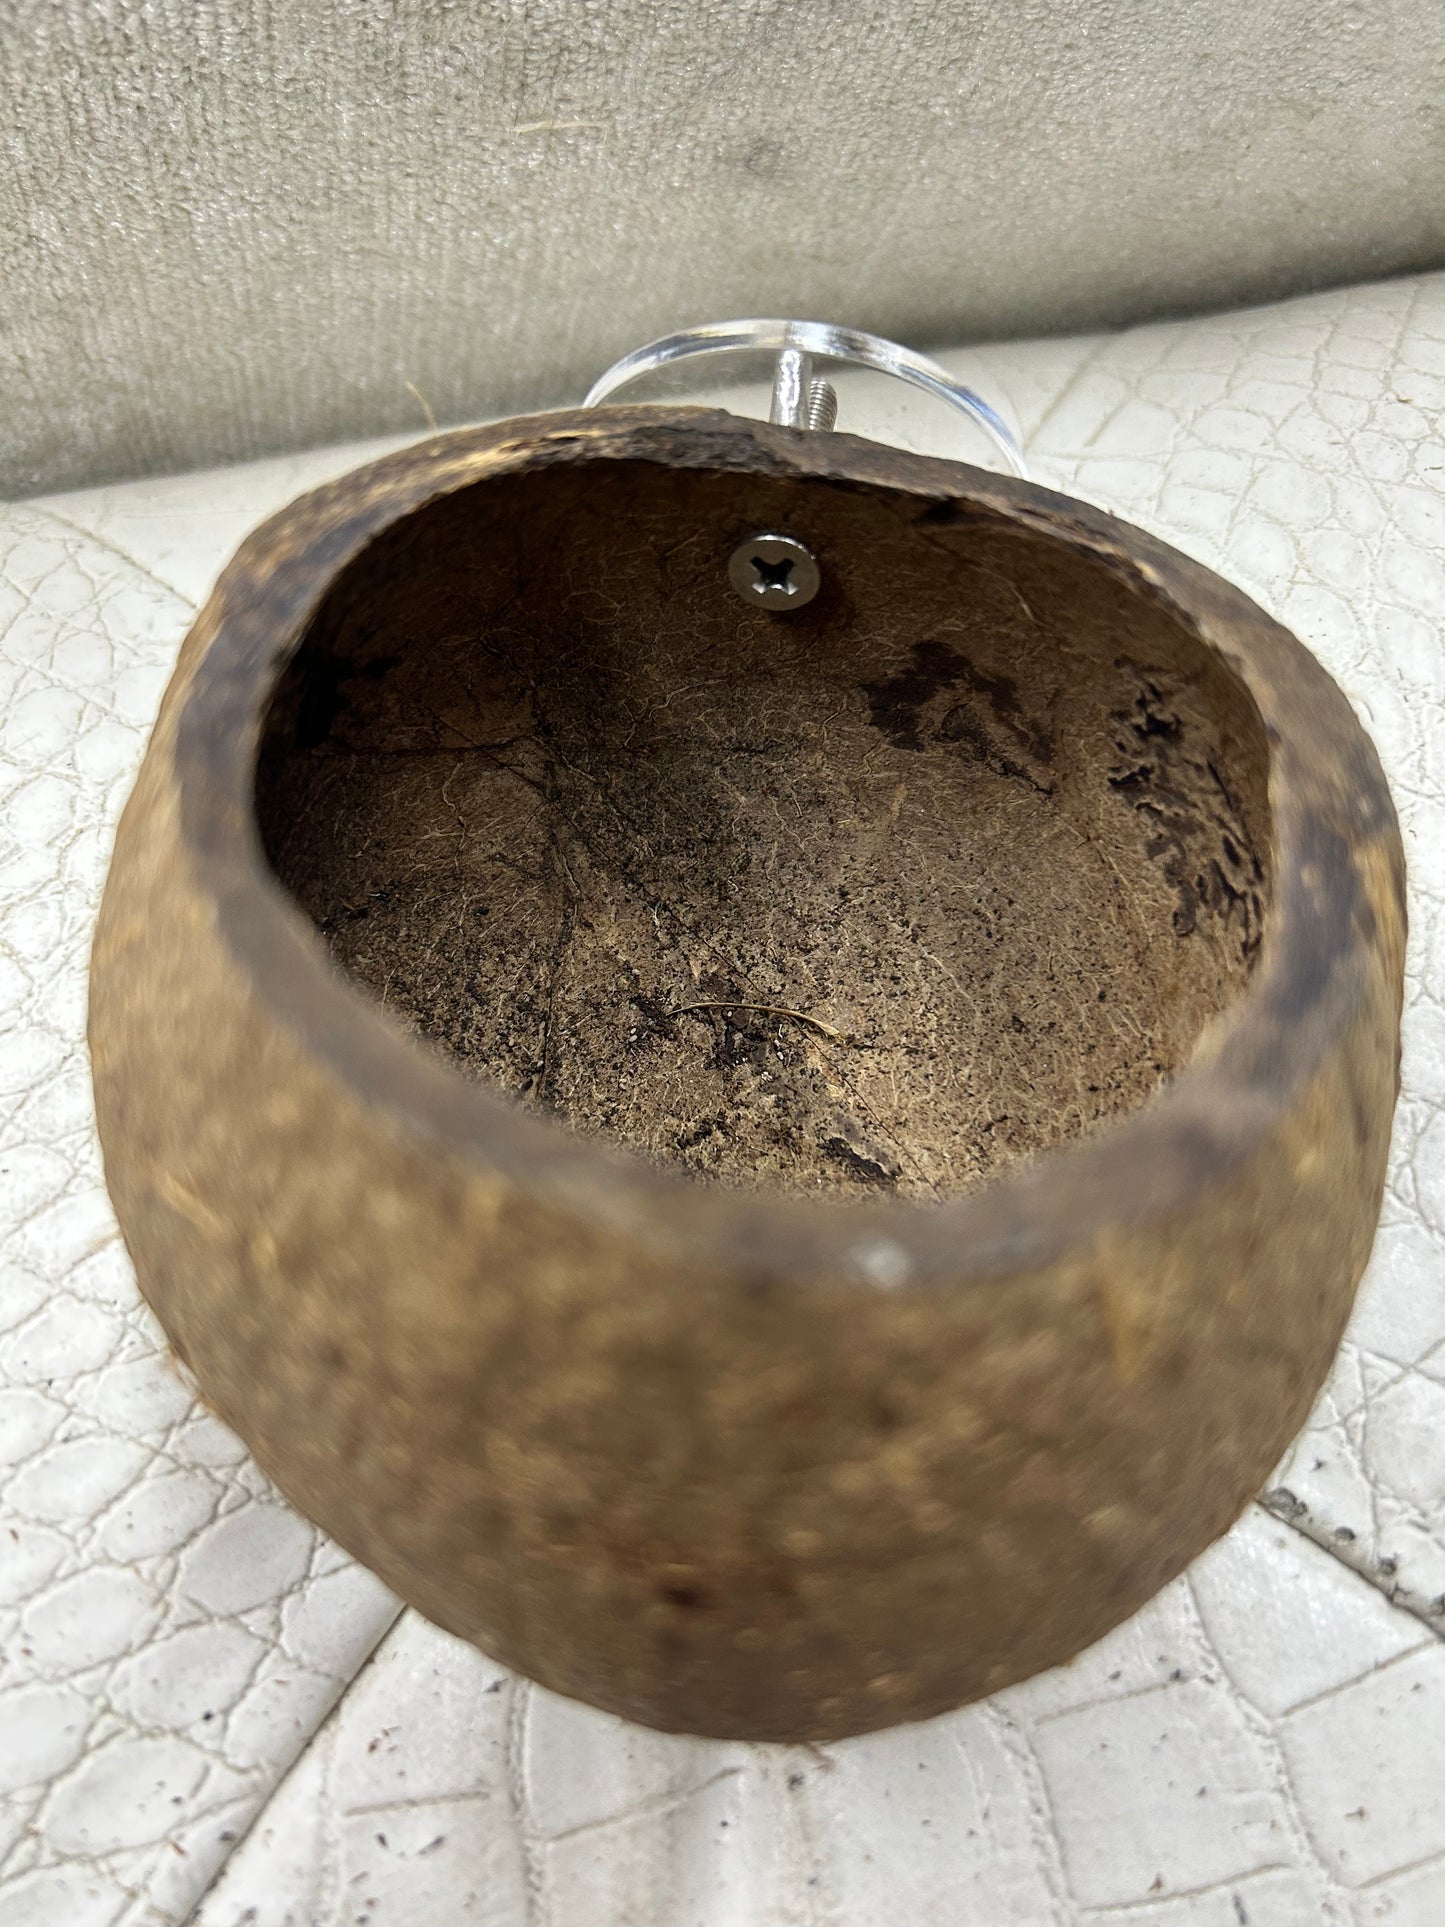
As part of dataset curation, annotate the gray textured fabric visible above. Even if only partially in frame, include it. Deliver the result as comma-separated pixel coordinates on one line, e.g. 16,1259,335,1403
4,0,1443,497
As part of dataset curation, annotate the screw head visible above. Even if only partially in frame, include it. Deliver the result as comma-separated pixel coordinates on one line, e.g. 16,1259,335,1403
727,533,821,611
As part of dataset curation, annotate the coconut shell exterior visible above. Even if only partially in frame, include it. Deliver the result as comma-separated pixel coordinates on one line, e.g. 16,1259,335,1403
89,408,1405,1741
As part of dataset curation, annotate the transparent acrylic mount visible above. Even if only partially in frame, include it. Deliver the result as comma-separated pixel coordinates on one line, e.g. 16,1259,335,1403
583,319,1029,479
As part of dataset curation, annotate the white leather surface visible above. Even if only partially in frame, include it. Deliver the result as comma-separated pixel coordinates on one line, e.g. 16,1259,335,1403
5,1,1445,497
4,272,1445,1923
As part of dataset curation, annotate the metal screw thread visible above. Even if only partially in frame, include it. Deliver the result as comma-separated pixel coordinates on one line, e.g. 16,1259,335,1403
806,379,838,432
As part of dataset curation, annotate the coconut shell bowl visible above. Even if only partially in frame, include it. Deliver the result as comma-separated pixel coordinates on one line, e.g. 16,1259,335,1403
90,354,1403,1741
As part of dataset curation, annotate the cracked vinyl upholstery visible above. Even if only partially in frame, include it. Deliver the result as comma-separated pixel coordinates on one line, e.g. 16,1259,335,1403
3,271,1445,1923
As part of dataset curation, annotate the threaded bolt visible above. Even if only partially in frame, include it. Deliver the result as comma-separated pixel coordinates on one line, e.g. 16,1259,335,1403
806,379,838,432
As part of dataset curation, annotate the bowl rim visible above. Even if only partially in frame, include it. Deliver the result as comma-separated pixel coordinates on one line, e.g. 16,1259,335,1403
170,404,1396,1290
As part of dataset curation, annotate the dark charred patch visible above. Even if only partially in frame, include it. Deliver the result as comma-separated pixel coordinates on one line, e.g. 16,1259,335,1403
863,642,1054,790
659,1583,711,1611
949,657,1055,766
938,702,1053,795
290,650,399,751
675,1114,725,1152
862,640,965,751
628,990,680,1041
1109,668,1265,958
823,1136,899,1185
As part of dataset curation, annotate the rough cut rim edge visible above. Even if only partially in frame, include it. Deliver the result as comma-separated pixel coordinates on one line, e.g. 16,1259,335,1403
169,405,1394,1289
